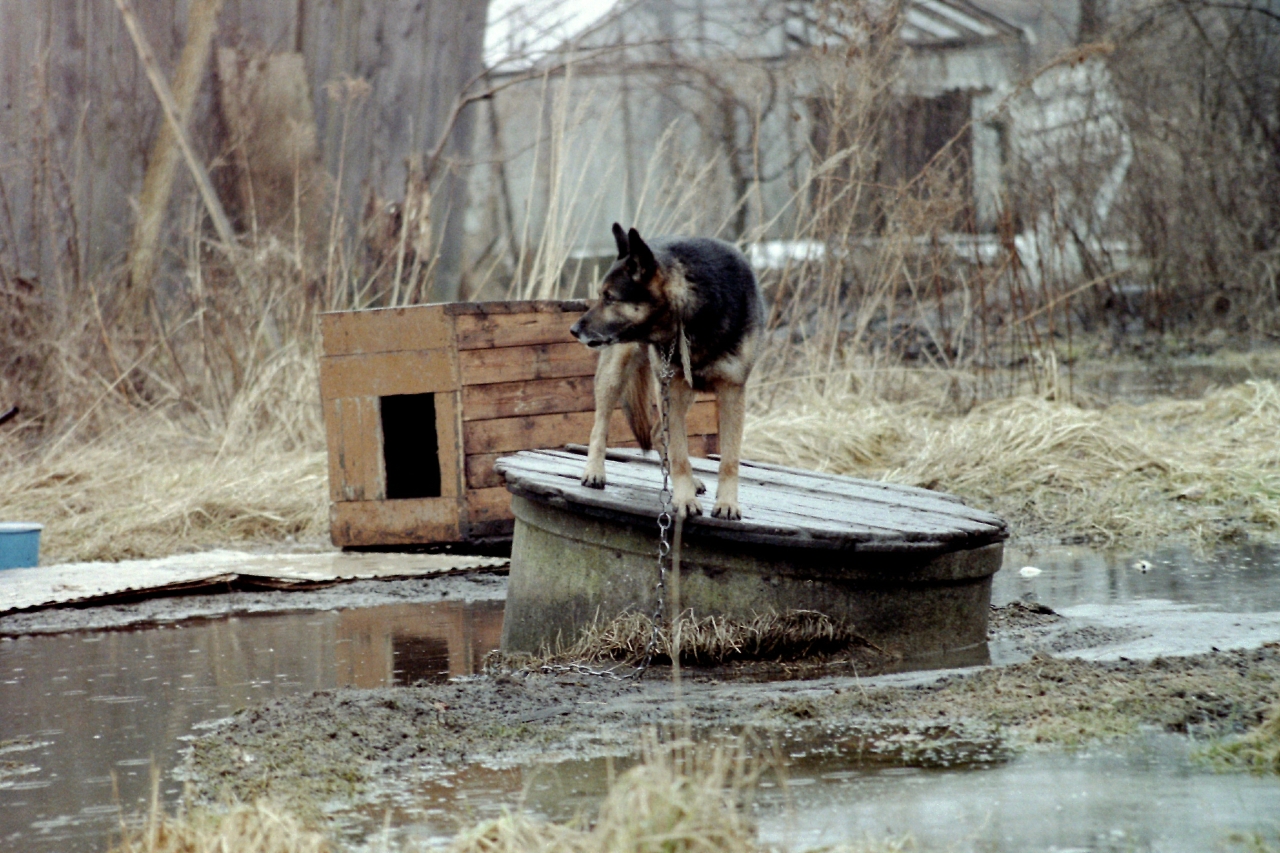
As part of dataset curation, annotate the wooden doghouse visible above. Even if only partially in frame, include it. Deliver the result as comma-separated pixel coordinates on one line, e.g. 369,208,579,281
319,300,720,548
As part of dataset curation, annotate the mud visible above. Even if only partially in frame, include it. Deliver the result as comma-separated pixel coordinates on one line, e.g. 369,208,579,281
181,602,1280,821
0,572,507,636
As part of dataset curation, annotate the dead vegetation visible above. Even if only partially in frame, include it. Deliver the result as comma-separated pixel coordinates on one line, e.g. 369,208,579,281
746,375,1280,546
109,787,330,853
138,734,913,853
493,609,872,672
2,1,1280,561
1207,698,1280,774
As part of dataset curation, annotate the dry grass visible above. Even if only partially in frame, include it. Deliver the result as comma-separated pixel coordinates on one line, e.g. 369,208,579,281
109,798,330,853
0,345,328,563
112,737,911,853
494,609,868,672
746,377,1280,546
1206,698,1280,774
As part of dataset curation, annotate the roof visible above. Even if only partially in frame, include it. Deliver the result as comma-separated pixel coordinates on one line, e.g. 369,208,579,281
901,0,1025,47
494,0,1026,76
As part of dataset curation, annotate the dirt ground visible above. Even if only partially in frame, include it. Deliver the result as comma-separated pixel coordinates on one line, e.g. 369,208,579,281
180,600,1280,820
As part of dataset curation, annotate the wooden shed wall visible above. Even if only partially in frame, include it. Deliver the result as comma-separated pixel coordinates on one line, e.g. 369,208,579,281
0,0,487,297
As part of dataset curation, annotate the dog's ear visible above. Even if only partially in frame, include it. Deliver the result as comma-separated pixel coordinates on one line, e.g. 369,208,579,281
627,228,656,275
611,222,628,259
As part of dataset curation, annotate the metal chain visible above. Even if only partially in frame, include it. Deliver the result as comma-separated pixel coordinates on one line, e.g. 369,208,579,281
530,341,678,682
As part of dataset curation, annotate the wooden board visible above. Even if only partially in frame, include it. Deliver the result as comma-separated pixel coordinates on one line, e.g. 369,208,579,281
454,309,584,350
320,349,457,400
465,433,718,490
459,342,599,386
320,305,452,355
466,486,513,524
330,497,461,547
494,448,1008,553
463,401,719,456
443,300,590,315
461,375,596,421
324,396,385,502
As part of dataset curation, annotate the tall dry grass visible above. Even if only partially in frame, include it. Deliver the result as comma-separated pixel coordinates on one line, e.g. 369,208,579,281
4,1,1280,561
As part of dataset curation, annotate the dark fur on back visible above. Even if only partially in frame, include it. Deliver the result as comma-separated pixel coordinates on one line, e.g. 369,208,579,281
651,237,762,388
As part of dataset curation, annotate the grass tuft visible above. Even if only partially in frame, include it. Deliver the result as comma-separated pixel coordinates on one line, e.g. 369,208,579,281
109,799,330,853
1205,698,1280,774
495,609,870,672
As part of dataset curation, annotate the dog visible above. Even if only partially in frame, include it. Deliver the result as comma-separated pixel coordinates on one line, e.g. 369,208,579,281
569,223,763,520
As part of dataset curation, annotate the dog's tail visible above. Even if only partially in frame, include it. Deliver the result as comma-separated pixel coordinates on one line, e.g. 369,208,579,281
621,346,657,452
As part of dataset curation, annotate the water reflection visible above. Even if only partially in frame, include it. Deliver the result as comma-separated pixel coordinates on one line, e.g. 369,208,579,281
0,599,504,853
996,541,1280,612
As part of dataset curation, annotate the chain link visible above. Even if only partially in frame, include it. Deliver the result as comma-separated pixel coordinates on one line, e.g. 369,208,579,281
533,341,678,682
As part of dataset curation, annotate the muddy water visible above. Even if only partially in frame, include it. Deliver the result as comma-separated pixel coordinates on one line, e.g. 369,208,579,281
4,540,1280,852
0,599,504,853
997,541,1280,612
353,732,1280,852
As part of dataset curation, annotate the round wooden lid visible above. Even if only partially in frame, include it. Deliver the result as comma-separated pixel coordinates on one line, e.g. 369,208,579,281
495,447,1008,554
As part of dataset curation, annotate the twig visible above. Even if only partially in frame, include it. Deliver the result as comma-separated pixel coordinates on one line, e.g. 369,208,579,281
0,406,17,427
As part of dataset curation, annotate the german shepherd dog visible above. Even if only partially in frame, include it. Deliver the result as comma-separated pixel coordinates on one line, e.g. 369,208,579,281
570,223,763,520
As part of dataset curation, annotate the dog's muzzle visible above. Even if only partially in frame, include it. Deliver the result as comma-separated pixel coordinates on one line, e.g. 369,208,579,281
570,319,608,348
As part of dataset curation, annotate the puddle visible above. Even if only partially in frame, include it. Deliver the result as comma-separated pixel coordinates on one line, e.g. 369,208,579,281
3,537,1280,852
996,541,1280,612
0,599,504,853
346,732,1279,852
755,731,1280,852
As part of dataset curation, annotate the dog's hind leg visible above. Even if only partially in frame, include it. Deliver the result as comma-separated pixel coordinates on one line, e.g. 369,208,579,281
710,380,746,520
581,343,639,488
665,374,702,518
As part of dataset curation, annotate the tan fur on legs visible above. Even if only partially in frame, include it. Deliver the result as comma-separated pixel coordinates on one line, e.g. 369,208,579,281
665,374,701,517
711,380,746,519
582,343,642,488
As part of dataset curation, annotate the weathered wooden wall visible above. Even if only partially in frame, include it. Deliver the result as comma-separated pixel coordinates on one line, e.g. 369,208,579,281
0,0,487,300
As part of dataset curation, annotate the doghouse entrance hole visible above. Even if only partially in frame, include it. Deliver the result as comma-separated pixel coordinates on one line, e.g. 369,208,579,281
381,394,442,499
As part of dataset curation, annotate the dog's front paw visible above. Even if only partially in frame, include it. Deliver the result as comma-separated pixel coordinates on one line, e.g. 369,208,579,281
711,500,741,521
693,476,706,495
581,463,606,489
672,481,703,518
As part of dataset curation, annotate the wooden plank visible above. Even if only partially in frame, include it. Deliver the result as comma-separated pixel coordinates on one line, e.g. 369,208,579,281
320,305,453,356
461,375,596,421
454,309,583,350
444,299,590,315
459,342,598,386
320,349,457,400
325,396,385,502
465,433,717,490
329,498,461,547
463,401,718,455
509,453,935,539
435,391,462,498
603,448,1001,525
496,449,1007,544
466,486,513,524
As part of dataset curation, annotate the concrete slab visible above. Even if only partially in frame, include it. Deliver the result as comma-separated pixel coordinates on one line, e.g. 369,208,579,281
0,550,509,614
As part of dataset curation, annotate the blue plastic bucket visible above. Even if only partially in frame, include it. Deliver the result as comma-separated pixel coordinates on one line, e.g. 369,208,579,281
0,522,43,569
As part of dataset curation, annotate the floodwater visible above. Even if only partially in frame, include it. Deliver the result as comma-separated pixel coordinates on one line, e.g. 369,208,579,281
2,540,1280,852
373,733,1280,852
0,599,505,853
